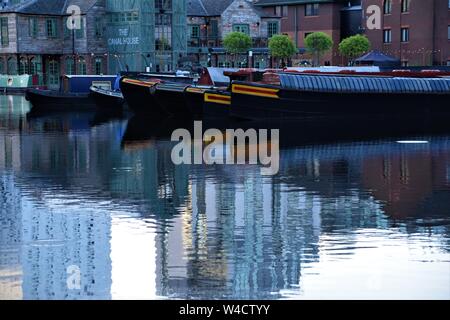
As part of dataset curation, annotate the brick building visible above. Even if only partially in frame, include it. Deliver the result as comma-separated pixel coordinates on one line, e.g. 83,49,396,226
255,0,362,65
187,0,281,68
361,0,450,66
255,0,450,66
0,0,108,89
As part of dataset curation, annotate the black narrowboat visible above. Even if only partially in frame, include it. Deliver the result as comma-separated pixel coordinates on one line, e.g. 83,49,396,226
203,90,231,117
89,85,125,110
153,82,192,115
185,86,207,116
119,77,166,115
25,89,97,111
230,73,450,120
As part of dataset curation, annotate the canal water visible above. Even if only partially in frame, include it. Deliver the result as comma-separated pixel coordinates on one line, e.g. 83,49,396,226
0,95,449,300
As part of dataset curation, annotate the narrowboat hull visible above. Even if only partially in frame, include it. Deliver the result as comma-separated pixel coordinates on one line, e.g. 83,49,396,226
153,83,191,115
185,87,206,117
89,86,125,110
25,89,97,111
119,77,166,115
230,80,450,120
203,91,231,118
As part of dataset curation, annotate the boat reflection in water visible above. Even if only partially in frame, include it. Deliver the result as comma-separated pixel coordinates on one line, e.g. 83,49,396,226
0,95,449,300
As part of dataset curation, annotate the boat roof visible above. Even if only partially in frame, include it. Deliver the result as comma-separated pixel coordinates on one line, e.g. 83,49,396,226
64,75,117,78
279,73,450,94
206,68,240,85
286,66,381,73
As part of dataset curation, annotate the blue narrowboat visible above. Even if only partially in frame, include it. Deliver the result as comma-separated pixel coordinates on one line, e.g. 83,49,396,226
26,75,118,111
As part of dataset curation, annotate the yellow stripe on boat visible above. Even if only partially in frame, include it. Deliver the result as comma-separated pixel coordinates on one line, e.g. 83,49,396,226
186,87,206,94
232,84,279,99
204,93,231,105
122,78,156,87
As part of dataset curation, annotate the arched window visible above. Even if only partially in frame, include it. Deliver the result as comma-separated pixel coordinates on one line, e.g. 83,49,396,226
7,57,17,75
384,0,392,14
47,59,60,86
65,57,75,75
401,0,410,13
30,57,38,75
77,57,87,75
19,57,28,74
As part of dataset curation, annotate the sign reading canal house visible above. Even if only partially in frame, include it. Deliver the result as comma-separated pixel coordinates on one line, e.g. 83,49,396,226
108,28,140,46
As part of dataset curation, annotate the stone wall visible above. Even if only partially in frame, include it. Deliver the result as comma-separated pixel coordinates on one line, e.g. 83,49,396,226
221,0,267,38
17,15,64,54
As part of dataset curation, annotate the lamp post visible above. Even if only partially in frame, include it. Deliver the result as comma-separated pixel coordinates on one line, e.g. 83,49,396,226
72,20,76,75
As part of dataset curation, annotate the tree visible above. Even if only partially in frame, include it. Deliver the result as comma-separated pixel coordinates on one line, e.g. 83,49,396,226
304,32,333,66
268,34,297,68
223,32,252,67
339,34,371,65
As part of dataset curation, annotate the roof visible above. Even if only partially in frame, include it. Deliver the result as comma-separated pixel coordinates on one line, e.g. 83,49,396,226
0,0,97,15
188,0,281,17
279,73,450,94
255,0,339,6
187,0,208,16
355,50,400,63
187,0,235,16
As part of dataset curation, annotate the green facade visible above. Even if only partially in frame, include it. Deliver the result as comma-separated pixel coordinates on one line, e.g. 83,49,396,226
106,0,187,73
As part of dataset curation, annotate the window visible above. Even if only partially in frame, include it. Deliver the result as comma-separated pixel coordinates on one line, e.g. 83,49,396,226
155,13,172,51
19,57,28,75
401,60,409,67
65,57,75,75
305,4,319,16
275,6,281,16
209,20,218,39
233,24,250,35
304,32,312,39
155,0,172,11
0,58,3,74
46,19,57,38
77,57,86,75
190,25,200,38
30,58,40,75
282,5,288,17
383,29,392,43
401,0,410,13
7,57,16,75
75,17,85,39
95,19,103,37
29,18,38,38
94,57,103,75
47,60,59,86
108,12,139,24
63,17,70,39
384,0,392,14
401,27,409,42
448,25,450,40
268,22,278,38
0,17,9,46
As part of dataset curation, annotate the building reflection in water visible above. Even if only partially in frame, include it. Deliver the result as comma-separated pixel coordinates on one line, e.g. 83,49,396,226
0,96,449,299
